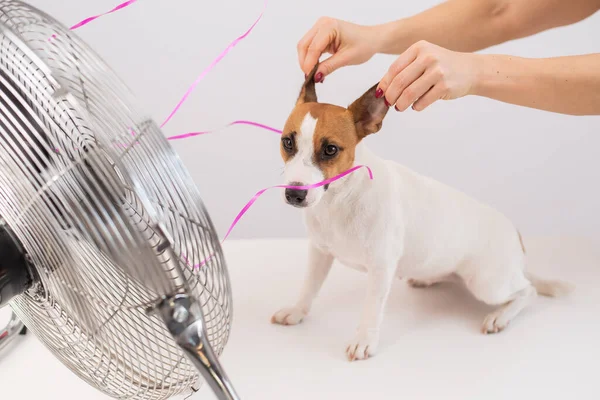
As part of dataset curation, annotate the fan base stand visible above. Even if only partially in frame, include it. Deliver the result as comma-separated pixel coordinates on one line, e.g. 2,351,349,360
0,311,25,353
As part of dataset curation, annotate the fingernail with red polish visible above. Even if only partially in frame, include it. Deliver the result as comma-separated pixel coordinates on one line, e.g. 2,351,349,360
384,98,390,107
375,88,383,98
395,105,400,112
315,72,324,83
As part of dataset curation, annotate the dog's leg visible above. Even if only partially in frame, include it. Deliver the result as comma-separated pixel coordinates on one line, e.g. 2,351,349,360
271,244,333,326
346,264,395,361
461,264,536,334
481,285,537,334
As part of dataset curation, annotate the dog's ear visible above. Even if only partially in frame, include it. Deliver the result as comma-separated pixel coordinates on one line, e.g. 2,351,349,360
348,83,389,139
295,64,319,106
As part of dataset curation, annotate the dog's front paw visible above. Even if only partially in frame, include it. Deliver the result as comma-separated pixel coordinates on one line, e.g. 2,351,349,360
271,306,307,326
346,331,379,361
481,309,511,334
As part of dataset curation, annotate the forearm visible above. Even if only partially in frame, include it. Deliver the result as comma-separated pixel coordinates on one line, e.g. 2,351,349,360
471,53,600,115
373,0,515,54
372,0,600,55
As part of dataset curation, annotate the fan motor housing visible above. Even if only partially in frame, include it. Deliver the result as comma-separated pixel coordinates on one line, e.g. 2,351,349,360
0,221,32,307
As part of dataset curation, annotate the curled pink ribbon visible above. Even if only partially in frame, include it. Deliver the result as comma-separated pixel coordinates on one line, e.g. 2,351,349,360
160,1,267,128
49,0,139,40
192,164,374,268
167,120,282,141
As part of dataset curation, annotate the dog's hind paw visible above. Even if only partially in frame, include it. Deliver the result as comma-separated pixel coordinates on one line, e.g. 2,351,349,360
346,332,379,361
271,306,306,326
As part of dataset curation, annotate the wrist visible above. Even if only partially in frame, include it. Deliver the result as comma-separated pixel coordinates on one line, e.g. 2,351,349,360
468,54,537,102
468,53,519,97
467,53,488,96
370,20,408,55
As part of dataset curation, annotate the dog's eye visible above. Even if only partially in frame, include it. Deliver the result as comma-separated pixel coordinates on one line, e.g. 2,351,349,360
324,144,338,157
282,137,293,151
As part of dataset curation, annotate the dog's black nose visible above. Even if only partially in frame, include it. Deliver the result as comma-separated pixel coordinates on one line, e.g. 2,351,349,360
285,187,308,206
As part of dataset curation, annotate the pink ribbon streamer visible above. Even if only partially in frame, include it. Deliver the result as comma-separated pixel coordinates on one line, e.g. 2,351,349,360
52,120,281,152
69,0,138,30
50,0,139,40
167,120,282,141
192,165,374,269
160,1,267,128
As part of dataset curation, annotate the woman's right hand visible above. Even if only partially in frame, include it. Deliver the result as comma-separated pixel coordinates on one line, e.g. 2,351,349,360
297,17,380,82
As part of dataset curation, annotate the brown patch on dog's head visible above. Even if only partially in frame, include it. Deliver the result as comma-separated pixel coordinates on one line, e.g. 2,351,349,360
280,65,390,207
309,104,359,181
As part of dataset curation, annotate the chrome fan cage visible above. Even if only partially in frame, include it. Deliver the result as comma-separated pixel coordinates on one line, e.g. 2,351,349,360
0,1,234,399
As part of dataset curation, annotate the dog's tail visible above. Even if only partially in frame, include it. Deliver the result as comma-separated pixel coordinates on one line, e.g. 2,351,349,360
526,272,575,298
517,231,574,297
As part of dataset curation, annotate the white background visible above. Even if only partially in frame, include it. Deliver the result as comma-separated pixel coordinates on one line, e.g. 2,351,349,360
27,0,600,241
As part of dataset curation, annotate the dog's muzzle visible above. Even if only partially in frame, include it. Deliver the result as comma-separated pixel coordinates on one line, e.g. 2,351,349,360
285,185,308,207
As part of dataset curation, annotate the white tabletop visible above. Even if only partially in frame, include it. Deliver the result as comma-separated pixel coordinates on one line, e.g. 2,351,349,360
1,237,599,400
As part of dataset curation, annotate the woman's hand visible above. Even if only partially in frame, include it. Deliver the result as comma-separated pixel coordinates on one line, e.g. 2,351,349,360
377,40,480,112
297,17,380,82
378,40,600,115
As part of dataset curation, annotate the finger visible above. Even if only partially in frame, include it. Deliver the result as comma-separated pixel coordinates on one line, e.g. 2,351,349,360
297,25,320,74
412,83,445,111
302,30,334,79
393,69,440,111
378,44,419,94
384,60,426,108
319,49,355,77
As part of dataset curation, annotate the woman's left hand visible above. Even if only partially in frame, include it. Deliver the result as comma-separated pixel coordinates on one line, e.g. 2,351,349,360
377,40,480,112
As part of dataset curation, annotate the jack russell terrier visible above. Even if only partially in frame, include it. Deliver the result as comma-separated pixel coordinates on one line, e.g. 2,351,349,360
271,65,573,361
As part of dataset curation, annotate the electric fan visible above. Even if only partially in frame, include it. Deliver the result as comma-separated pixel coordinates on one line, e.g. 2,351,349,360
0,1,240,399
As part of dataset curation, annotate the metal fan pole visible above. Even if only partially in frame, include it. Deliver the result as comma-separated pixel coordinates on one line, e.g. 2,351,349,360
0,311,25,353
155,294,240,400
